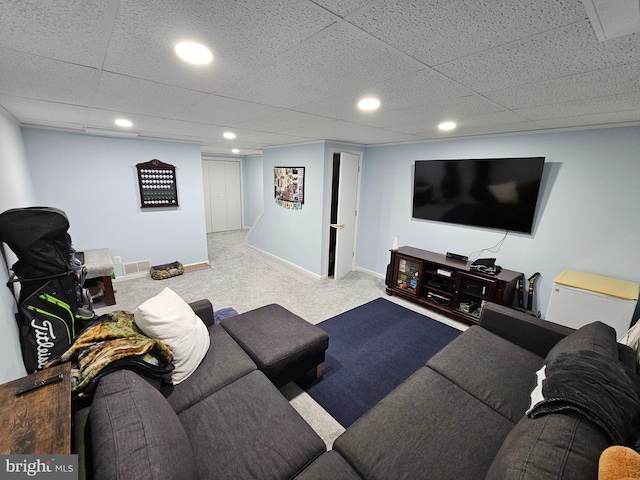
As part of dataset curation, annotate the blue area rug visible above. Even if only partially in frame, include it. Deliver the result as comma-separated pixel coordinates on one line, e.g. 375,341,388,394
297,297,462,427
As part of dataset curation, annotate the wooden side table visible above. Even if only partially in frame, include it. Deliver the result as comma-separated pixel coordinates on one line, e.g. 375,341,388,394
0,362,71,454
83,248,116,306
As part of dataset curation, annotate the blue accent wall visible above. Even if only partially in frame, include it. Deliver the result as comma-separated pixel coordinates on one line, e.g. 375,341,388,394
22,128,209,269
357,126,640,318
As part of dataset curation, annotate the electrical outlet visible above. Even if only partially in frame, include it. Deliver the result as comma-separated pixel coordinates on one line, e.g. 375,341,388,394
114,256,122,264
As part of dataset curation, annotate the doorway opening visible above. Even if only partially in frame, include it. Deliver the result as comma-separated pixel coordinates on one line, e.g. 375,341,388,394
327,151,359,280
328,153,340,277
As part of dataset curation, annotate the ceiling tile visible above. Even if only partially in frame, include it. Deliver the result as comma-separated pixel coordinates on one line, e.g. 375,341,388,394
241,131,317,147
283,119,423,144
217,23,424,108
515,92,640,121
342,94,506,130
93,72,209,118
0,49,98,105
399,110,532,136
291,69,473,120
103,0,336,92
417,121,546,140
436,21,640,92
235,109,335,132
86,109,163,131
536,110,640,128
145,118,240,138
0,0,115,67
201,144,263,156
309,0,375,18
173,95,283,128
348,0,586,66
0,95,89,125
484,63,640,109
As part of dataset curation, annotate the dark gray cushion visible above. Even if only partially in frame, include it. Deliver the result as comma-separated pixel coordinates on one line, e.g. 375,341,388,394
90,369,199,480
162,324,256,413
220,304,329,379
179,370,325,480
333,367,515,480
486,413,610,480
479,303,574,357
427,326,544,422
545,321,617,364
189,299,215,327
295,451,362,480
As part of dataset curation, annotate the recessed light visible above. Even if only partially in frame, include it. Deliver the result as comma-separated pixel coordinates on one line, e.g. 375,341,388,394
438,121,457,131
232,148,240,154
114,118,133,128
357,97,380,111
223,132,236,139
175,41,213,65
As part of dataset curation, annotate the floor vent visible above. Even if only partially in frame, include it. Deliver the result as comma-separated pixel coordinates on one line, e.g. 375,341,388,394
123,260,151,276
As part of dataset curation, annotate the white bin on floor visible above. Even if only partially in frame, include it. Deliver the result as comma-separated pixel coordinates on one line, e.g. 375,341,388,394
545,270,639,340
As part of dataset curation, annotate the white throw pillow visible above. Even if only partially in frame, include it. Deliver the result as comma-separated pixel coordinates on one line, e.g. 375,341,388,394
134,287,210,385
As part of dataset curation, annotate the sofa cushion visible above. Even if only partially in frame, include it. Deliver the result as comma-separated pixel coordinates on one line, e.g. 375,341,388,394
179,370,325,480
545,321,618,364
162,324,257,414
485,413,610,480
427,326,544,422
90,369,199,480
294,451,362,480
135,287,210,384
333,367,515,480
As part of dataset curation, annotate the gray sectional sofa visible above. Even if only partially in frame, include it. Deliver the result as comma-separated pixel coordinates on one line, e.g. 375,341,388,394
75,301,639,480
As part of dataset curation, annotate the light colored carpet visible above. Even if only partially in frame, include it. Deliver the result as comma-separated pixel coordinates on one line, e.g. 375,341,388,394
94,229,467,447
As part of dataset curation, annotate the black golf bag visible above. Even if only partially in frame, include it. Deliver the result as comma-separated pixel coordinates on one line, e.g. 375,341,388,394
0,207,95,372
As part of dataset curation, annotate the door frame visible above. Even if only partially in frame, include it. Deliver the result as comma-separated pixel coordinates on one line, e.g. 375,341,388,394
325,148,363,278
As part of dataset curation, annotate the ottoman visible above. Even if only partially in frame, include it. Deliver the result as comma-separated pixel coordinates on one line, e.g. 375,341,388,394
220,304,329,388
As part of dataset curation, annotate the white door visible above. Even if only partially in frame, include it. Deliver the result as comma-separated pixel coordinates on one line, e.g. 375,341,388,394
332,152,360,280
224,161,242,230
203,160,242,233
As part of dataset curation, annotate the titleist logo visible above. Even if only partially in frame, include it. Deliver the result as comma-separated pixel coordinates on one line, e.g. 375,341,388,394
31,319,57,369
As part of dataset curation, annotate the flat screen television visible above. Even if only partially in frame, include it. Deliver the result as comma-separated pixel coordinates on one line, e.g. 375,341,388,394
412,157,545,233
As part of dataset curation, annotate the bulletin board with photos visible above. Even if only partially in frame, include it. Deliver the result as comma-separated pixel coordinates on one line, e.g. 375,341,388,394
136,159,179,208
274,166,304,210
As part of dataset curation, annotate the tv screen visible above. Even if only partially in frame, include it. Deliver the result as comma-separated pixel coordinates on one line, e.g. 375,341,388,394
412,157,545,233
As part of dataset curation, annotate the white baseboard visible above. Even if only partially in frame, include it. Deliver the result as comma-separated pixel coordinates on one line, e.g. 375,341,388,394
113,259,210,283
113,272,146,282
354,265,385,280
245,244,322,280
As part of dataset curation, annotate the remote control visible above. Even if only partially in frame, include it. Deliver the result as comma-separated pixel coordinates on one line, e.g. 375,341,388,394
446,252,468,262
16,373,64,396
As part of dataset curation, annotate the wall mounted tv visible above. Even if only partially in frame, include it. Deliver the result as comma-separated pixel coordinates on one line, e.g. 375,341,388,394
412,157,545,234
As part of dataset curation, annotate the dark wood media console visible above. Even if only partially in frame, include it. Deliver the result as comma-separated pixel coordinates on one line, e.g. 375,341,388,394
386,246,523,325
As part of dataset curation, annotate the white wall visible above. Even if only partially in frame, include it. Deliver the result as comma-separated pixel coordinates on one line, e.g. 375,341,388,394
242,155,264,228
356,126,640,319
22,128,209,270
0,110,34,382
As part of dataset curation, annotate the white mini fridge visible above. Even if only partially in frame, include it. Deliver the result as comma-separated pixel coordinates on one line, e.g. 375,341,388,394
546,270,639,340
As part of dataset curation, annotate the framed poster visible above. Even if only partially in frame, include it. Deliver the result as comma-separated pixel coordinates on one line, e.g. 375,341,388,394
274,166,304,209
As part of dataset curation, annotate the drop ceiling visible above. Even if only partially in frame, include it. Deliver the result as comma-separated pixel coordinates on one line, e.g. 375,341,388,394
1,0,639,156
